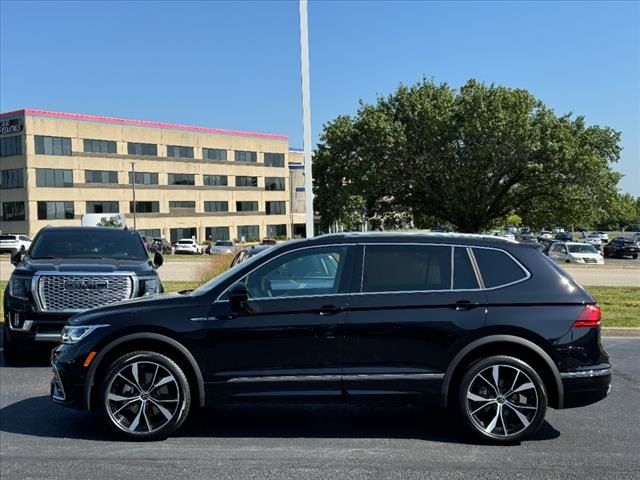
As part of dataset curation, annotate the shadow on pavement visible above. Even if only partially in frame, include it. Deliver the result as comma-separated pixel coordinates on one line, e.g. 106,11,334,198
0,396,561,444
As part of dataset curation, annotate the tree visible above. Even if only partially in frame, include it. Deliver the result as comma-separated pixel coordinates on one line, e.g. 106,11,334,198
97,216,122,228
314,78,623,233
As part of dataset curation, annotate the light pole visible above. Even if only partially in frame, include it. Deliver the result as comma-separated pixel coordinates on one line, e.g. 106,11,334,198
299,0,314,237
131,162,137,230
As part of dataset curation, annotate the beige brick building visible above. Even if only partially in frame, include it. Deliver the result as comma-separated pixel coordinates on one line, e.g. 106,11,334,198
0,109,307,242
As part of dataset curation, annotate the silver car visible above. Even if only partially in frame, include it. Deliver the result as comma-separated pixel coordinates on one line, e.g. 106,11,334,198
209,240,235,255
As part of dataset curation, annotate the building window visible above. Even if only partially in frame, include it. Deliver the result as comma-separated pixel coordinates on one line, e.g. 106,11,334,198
205,226,230,241
36,168,73,188
204,201,229,212
167,145,194,159
168,173,195,185
236,176,258,187
86,201,119,213
34,135,72,156
128,172,158,185
169,201,196,209
234,150,257,162
0,169,24,189
203,175,228,186
85,170,119,184
129,201,160,213
138,229,161,238
37,201,75,220
266,201,286,215
237,225,259,241
265,177,285,191
83,138,117,154
0,136,23,157
264,152,285,167
170,227,197,243
267,224,287,238
1,201,25,221
203,148,227,161
236,201,258,212
127,142,157,156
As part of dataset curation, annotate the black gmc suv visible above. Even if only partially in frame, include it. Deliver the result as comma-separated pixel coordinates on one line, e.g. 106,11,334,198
4,226,164,363
50,232,610,443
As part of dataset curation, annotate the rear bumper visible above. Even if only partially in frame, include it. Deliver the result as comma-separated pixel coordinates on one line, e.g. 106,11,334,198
560,364,611,409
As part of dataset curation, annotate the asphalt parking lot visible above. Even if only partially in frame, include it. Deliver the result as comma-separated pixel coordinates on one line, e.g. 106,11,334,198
0,338,638,479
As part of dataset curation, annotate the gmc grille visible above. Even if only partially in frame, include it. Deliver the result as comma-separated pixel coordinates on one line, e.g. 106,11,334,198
35,273,136,313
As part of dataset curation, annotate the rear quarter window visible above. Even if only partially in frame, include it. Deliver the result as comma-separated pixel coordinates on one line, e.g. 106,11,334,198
473,248,528,288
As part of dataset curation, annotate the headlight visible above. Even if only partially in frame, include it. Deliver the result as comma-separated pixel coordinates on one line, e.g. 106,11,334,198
142,277,161,296
8,276,31,299
61,324,110,344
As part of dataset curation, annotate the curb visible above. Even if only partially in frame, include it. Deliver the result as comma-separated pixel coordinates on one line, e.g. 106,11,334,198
602,327,640,338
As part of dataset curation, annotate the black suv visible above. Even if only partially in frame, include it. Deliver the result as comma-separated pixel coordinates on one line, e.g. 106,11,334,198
4,227,164,362
51,233,610,443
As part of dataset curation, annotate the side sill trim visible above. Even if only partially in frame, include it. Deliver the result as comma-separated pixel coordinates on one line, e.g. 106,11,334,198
560,367,611,379
226,373,445,383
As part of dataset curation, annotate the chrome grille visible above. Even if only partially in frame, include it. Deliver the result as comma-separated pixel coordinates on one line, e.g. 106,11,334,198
36,273,135,313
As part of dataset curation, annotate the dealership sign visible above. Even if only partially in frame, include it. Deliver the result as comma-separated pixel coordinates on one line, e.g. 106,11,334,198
0,119,23,135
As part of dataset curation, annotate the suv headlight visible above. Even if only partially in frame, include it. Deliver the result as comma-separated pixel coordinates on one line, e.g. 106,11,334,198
8,276,31,300
61,324,110,344
141,277,161,296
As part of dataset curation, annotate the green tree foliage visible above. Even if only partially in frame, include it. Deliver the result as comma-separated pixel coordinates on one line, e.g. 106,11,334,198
313,79,623,233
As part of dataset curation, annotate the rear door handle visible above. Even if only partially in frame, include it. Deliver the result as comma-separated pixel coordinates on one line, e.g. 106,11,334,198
452,300,480,311
319,305,342,316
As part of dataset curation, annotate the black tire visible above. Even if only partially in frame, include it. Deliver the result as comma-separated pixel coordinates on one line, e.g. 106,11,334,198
633,254,638,260
458,355,547,444
99,351,191,441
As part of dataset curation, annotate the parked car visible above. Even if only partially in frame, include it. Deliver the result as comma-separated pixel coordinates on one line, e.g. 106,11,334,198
230,245,272,267
0,234,32,254
539,230,553,240
554,232,573,242
150,237,173,255
3,226,164,363
174,238,203,255
538,238,557,255
260,237,278,246
51,232,610,443
548,242,604,265
515,234,538,245
603,237,640,259
581,232,603,249
590,231,609,243
208,240,235,255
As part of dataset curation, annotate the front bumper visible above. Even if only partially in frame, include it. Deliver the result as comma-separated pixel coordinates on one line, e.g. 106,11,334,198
50,343,90,410
560,364,611,408
4,307,69,347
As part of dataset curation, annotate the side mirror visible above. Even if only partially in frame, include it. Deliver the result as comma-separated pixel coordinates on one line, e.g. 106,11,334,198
10,250,22,266
228,282,249,313
153,251,164,268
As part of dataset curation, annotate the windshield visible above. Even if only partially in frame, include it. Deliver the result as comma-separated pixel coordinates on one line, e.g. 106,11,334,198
214,241,233,247
0,235,17,240
568,244,598,254
178,240,193,245
30,229,148,260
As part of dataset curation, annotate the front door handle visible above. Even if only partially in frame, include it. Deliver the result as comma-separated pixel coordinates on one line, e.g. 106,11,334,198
319,305,342,316
452,300,480,311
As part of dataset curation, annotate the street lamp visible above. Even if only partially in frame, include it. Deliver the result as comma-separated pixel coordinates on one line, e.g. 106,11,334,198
131,162,137,230
299,0,314,237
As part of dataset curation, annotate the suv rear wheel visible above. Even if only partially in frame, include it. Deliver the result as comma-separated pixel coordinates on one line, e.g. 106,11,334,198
458,355,547,444
99,351,191,440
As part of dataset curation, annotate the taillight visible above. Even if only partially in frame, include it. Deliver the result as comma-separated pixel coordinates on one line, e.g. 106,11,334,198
573,304,602,328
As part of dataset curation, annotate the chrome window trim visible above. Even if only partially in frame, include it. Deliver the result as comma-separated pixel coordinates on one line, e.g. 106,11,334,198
32,271,139,313
214,241,531,302
450,246,455,290
214,243,351,303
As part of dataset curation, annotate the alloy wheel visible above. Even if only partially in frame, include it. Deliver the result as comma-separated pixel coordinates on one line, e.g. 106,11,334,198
465,364,539,439
105,361,181,435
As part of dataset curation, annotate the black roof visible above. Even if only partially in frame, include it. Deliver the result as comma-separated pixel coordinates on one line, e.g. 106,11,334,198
298,232,531,248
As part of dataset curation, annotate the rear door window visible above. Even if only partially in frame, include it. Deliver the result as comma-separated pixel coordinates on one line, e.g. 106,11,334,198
362,244,451,292
472,248,528,288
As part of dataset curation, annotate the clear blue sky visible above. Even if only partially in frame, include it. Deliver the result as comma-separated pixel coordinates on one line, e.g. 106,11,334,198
1,0,638,195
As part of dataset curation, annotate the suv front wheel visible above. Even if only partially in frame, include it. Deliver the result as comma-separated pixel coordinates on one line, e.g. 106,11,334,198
458,355,547,443
99,351,191,440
